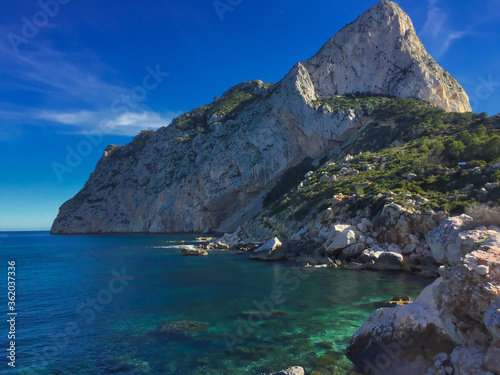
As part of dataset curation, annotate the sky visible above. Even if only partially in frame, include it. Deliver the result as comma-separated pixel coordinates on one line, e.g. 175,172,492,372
0,0,499,231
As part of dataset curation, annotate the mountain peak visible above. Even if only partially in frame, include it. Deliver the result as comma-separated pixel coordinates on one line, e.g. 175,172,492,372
301,0,470,112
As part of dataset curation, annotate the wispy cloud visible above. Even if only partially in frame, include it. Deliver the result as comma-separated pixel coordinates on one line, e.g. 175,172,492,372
100,111,175,136
43,109,178,136
0,37,126,105
0,108,179,136
37,110,97,125
0,28,176,137
420,0,447,38
419,0,472,59
443,29,471,51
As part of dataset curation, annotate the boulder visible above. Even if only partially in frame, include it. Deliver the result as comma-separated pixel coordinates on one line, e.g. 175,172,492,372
427,215,476,265
426,216,500,374
372,251,404,271
324,225,358,256
433,246,500,346
449,346,494,375
250,238,286,261
485,183,499,191
484,345,500,373
340,244,365,260
358,246,385,263
346,278,455,375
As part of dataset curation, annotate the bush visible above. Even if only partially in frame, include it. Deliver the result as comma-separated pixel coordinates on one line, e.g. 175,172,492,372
464,204,500,228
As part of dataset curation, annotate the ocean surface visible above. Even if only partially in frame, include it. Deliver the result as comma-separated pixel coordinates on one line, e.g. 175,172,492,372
0,231,433,375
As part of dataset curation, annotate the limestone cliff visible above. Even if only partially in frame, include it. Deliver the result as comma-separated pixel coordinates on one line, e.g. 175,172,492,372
51,1,470,234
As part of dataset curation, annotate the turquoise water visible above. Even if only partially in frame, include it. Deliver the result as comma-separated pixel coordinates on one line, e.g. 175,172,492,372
0,232,432,374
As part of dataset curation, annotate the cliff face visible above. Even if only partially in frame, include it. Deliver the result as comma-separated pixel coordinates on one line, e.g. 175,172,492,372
51,1,471,234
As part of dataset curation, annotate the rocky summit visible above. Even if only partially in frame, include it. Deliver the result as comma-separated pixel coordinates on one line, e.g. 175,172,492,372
51,1,471,234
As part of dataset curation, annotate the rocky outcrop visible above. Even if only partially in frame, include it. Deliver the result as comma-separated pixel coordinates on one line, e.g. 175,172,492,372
347,216,500,374
205,196,446,274
345,278,456,374
427,216,500,374
249,237,286,261
51,1,470,234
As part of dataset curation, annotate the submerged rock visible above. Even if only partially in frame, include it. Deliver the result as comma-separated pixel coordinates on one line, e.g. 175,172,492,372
158,320,210,337
181,247,208,256
272,366,305,375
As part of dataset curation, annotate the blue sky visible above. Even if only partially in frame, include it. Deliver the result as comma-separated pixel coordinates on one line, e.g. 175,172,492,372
1,0,499,231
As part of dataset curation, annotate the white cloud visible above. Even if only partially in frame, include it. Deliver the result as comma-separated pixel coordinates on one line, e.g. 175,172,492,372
421,4,447,38
419,0,472,59
0,106,179,136
34,109,178,136
443,29,470,51
0,38,127,105
0,31,178,137
37,110,96,125
99,111,177,136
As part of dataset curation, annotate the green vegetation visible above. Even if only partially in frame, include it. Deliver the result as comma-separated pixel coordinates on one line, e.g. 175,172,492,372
170,80,272,141
263,158,314,208
210,90,259,120
262,97,500,222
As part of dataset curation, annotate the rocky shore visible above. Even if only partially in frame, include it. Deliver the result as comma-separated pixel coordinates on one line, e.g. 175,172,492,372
196,210,500,374
199,196,447,278
345,215,500,374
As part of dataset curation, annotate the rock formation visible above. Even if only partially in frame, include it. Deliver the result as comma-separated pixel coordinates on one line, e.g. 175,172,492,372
51,1,470,234
428,216,500,374
345,278,456,374
346,215,500,374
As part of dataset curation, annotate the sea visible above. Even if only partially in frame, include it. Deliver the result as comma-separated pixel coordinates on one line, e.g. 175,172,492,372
0,231,432,375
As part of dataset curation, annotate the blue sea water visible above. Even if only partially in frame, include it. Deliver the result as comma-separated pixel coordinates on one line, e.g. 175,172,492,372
0,231,433,374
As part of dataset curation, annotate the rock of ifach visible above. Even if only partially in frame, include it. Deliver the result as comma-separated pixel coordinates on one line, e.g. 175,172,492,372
51,0,470,234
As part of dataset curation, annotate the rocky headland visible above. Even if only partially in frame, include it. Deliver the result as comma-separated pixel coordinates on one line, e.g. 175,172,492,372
51,0,472,234
50,0,500,374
